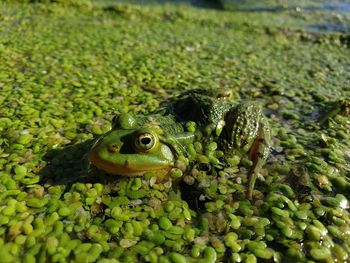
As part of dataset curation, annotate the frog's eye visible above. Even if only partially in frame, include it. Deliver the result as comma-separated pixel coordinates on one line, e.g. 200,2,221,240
216,89,232,100
134,131,157,152
114,113,136,129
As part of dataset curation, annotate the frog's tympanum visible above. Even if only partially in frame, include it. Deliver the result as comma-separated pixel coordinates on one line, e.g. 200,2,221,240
89,89,271,198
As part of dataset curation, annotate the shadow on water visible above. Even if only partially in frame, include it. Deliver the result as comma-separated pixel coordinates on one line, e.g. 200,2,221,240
309,23,350,33
111,0,224,10
39,139,116,186
190,0,224,9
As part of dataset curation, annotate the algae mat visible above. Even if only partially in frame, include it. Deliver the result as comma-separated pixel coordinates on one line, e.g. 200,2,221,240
0,1,349,262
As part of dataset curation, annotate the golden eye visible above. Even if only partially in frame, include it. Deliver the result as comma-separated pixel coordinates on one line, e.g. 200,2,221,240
134,132,156,152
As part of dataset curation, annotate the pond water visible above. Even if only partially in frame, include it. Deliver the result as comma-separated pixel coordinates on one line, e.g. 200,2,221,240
222,0,350,31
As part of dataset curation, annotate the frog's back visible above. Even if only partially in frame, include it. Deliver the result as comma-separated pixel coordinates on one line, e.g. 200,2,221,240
163,89,232,126
132,114,185,135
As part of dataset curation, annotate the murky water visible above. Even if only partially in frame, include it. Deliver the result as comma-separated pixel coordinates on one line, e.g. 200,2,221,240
309,23,350,33
220,0,350,12
219,0,350,32
322,1,350,12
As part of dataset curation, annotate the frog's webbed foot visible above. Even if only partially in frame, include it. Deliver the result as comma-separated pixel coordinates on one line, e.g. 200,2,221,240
222,102,271,199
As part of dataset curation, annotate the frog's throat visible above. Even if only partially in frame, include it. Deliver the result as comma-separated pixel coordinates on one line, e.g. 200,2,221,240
88,151,174,178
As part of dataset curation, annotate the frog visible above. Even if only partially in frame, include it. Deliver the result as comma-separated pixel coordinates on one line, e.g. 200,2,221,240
88,89,271,199
88,112,195,181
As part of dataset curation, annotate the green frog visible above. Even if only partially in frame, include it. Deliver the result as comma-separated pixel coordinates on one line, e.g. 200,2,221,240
88,89,271,199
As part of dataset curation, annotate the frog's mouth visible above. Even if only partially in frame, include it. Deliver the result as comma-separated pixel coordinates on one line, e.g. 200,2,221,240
88,147,175,178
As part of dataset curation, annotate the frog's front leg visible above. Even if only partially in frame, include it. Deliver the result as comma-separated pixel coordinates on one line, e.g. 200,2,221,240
222,102,271,199
159,132,195,158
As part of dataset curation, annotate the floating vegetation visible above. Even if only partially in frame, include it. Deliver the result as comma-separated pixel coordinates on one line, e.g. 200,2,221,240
0,1,349,262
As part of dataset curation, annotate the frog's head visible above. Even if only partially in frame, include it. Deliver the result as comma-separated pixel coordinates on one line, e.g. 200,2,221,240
89,113,188,179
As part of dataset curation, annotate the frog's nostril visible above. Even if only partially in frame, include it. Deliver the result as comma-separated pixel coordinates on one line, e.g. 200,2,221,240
140,137,151,145
108,144,119,153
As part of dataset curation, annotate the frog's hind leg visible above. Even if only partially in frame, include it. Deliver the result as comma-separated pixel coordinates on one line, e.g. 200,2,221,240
222,103,271,199
246,119,270,199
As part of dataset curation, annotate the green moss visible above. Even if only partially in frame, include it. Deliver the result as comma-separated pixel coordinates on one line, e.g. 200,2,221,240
0,0,349,262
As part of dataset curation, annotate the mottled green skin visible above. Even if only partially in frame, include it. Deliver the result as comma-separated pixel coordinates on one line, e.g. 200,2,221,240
89,90,271,196
164,89,233,125
168,90,271,197
223,102,271,198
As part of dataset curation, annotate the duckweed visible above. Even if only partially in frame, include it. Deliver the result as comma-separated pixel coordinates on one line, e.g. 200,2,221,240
0,0,350,262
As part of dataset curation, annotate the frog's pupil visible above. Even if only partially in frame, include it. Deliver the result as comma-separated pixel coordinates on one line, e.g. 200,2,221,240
140,137,151,145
